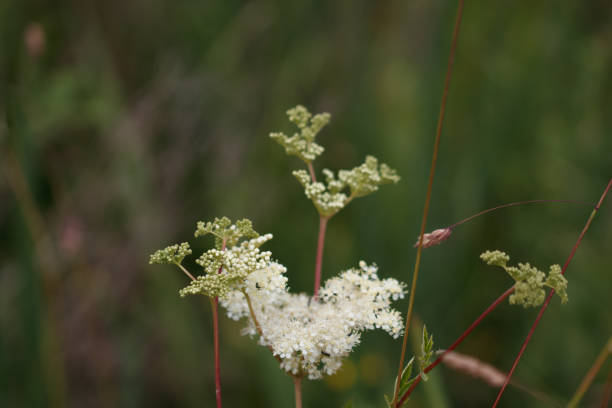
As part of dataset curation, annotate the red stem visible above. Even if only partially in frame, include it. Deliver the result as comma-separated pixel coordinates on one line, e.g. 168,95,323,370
601,361,612,408
398,286,514,405
492,178,612,407
313,216,328,299
212,239,227,408
211,298,222,408
307,162,317,183
293,376,303,408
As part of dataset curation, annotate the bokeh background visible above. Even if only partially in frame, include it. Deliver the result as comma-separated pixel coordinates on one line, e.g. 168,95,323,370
1,1,611,407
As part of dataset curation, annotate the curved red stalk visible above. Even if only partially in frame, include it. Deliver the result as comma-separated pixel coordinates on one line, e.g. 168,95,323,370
491,178,612,407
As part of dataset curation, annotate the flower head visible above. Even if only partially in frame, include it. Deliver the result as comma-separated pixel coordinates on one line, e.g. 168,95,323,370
221,261,407,379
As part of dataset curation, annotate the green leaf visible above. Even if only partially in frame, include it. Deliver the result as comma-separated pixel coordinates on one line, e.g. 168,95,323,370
397,356,416,398
418,325,434,381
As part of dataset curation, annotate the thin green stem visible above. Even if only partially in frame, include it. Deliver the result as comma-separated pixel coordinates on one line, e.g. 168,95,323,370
492,177,612,407
176,263,196,281
392,0,465,405
567,336,612,408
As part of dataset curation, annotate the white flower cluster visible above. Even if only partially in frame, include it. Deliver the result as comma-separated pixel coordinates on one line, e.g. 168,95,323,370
221,260,406,379
220,262,289,320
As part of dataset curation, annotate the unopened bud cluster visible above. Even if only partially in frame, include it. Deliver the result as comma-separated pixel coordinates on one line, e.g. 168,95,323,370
269,105,330,163
271,106,400,218
149,242,192,265
480,250,568,307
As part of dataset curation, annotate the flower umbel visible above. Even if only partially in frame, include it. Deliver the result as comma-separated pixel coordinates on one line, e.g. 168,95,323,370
480,250,569,307
293,156,400,217
270,105,330,164
220,261,407,379
180,234,273,298
149,242,192,265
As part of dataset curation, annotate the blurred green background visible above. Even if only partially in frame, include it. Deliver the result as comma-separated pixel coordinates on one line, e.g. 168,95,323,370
1,1,611,407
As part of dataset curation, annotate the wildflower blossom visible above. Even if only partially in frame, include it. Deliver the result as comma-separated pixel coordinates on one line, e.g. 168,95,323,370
221,260,406,379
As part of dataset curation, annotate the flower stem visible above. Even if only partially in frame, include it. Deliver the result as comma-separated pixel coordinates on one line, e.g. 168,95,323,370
293,376,303,408
567,336,612,408
313,216,328,299
177,263,196,281
398,286,514,405
307,161,317,183
491,177,612,408
210,239,226,408
392,0,465,405
601,360,612,408
210,297,222,408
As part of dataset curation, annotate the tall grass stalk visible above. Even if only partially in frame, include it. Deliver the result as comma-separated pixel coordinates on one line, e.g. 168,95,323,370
392,0,465,405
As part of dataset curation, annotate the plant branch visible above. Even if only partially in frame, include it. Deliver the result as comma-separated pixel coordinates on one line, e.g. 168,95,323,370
242,290,285,365
398,286,513,405
491,177,612,407
567,336,612,408
393,0,465,405
312,216,328,299
307,161,317,183
176,263,196,281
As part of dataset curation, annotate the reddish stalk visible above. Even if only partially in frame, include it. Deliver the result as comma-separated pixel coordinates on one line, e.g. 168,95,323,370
601,361,612,408
307,162,317,183
448,199,594,230
293,376,303,408
392,0,465,405
312,216,328,299
305,160,329,300
210,297,222,408
397,286,514,405
492,177,612,407
211,239,227,408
